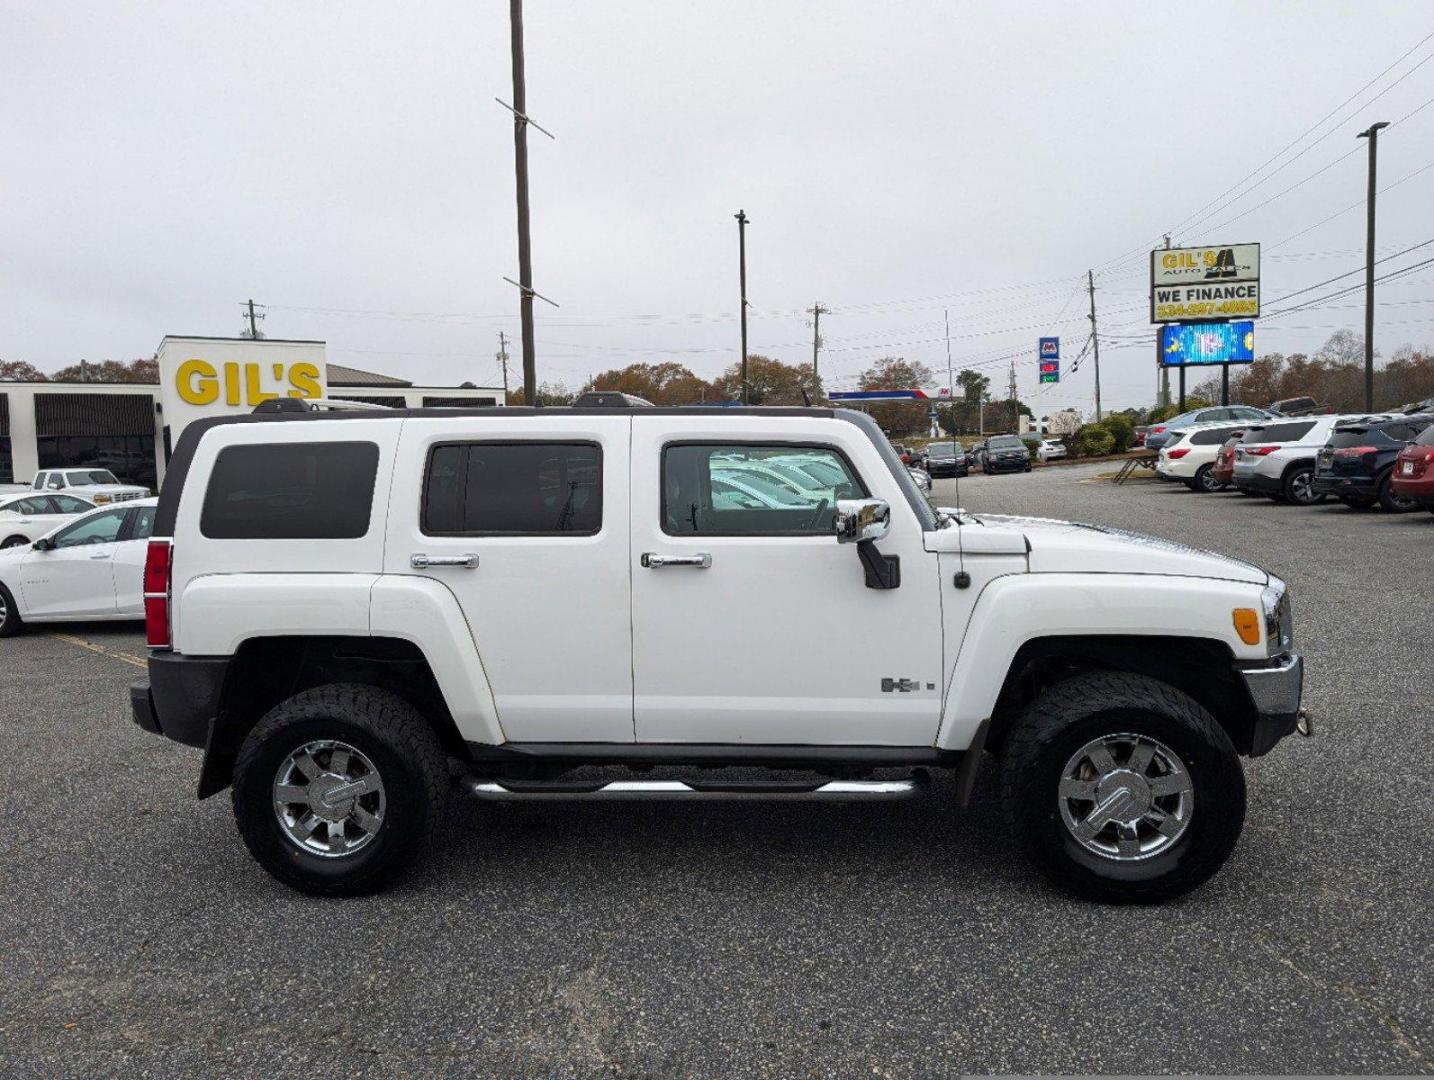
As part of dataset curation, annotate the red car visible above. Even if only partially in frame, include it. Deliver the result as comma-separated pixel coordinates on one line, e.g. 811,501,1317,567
1211,433,1241,489
1390,421,1434,513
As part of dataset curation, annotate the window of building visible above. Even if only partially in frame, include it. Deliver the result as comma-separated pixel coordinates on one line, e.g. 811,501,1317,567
35,435,157,488
662,444,865,536
422,442,602,535
200,442,380,540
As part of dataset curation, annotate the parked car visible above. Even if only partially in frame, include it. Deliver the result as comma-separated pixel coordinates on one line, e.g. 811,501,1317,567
0,491,96,548
1312,414,1434,512
1267,396,1321,417
1232,415,1363,506
130,403,1303,902
1390,420,1434,513
1156,423,1246,493
980,434,1031,474
1211,433,1242,490
1146,406,1274,451
28,468,149,504
924,442,969,478
0,498,157,635
908,466,932,493
1036,437,1068,463
1134,425,1150,448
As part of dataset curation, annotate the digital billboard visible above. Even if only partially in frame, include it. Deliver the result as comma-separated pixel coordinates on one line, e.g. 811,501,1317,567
1158,321,1254,367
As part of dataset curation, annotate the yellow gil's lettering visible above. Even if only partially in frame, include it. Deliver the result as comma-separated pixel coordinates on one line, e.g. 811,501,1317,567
175,359,218,405
223,362,241,406
287,362,322,399
244,364,278,406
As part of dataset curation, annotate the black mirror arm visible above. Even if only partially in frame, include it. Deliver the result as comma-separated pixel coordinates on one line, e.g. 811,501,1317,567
856,539,900,590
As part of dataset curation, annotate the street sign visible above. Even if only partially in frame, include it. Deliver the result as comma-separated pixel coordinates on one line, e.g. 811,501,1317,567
1039,337,1060,359
1151,244,1260,323
1039,360,1060,384
1158,321,1255,366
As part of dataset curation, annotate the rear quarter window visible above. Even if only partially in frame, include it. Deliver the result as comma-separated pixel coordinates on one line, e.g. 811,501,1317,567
1254,421,1316,443
200,441,380,539
1190,427,1241,446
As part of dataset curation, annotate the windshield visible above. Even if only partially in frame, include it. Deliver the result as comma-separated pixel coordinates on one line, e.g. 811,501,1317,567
927,444,960,458
68,470,120,485
1328,427,1393,448
987,436,1024,449
1416,424,1434,447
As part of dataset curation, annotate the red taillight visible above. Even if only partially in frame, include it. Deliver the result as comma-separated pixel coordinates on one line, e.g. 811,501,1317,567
1333,445,1378,457
1248,445,1278,456
1153,426,1166,433
144,540,172,649
1168,448,1190,459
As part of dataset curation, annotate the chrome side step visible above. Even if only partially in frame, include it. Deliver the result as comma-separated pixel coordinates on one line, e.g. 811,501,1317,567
464,772,929,802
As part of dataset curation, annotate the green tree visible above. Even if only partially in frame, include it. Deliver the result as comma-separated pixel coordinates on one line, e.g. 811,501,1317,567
955,368,990,405
1102,412,1136,453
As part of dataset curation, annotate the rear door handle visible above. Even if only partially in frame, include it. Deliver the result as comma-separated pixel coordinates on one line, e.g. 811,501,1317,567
410,553,479,569
640,553,712,568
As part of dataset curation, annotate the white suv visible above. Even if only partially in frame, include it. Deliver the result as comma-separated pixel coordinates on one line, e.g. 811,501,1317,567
130,404,1305,902
1156,422,1248,493
1232,414,1388,505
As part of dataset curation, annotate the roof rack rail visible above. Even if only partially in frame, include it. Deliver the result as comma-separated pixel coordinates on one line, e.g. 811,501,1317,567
251,397,393,415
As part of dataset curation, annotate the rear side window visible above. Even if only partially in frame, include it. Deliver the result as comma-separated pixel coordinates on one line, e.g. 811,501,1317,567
1415,424,1434,446
1253,421,1315,443
422,442,602,535
1190,426,1241,446
201,442,379,539
1328,427,1394,449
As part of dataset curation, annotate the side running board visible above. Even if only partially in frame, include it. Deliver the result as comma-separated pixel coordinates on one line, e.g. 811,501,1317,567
463,773,929,802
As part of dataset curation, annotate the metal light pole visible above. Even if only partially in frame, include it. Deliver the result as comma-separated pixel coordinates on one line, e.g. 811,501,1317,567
1358,121,1389,412
736,210,749,404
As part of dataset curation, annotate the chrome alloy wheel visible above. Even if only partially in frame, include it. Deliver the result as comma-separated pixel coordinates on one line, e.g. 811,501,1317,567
1058,734,1194,861
0,590,8,624
273,740,386,858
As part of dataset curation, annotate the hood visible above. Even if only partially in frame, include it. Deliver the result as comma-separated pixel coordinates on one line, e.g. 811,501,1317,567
975,513,1267,584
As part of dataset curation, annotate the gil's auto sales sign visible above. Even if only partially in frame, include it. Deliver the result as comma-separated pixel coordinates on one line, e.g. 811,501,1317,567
1150,243,1259,323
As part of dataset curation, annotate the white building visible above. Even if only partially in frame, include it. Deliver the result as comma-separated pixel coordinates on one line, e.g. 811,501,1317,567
0,336,505,489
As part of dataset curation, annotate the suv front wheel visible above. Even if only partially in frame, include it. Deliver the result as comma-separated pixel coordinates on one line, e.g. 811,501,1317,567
998,671,1245,904
232,683,448,896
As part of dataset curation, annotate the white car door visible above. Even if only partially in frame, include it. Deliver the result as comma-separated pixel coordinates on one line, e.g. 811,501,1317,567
111,504,156,616
386,414,636,743
628,415,944,746
18,506,128,618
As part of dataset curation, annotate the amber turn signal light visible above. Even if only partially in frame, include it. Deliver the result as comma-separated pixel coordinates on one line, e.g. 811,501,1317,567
1232,608,1261,646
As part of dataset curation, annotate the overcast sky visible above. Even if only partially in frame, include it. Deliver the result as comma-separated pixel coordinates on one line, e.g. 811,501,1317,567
4,1,1433,413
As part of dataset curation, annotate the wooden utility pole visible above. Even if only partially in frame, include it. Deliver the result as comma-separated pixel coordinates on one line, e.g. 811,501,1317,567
1087,270,1102,421
807,302,829,381
1358,121,1390,411
497,331,511,401
736,210,749,403
509,0,537,405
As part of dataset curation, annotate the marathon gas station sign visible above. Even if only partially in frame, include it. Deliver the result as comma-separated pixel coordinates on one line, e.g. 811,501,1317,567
156,336,326,439
1150,243,1260,322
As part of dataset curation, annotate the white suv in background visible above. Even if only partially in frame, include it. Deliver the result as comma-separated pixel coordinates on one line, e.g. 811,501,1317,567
30,468,149,504
1156,422,1248,493
1232,415,1388,506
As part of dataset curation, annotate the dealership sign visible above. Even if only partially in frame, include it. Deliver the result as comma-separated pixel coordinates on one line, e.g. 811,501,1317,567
156,336,327,439
1151,243,1260,322
1158,321,1255,366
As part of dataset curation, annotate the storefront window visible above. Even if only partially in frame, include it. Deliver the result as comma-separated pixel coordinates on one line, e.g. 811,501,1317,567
0,438,12,484
35,435,157,489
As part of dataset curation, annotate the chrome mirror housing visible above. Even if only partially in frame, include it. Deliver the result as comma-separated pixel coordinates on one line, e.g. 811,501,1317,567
834,498,891,544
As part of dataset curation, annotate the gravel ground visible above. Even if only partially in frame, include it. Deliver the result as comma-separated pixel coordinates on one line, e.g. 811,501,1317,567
1,462,1430,1077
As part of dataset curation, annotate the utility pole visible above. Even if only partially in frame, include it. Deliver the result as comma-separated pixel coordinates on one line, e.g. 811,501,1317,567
807,301,829,381
1160,235,1171,409
242,299,265,340
943,308,954,435
497,331,511,402
1358,120,1390,412
1087,270,1102,421
736,209,749,404
509,0,537,405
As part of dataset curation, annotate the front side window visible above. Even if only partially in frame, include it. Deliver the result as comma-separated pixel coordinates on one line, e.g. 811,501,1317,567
422,442,602,535
52,509,127,548
201,442,379,540
51,495,92,513
664,444,864,536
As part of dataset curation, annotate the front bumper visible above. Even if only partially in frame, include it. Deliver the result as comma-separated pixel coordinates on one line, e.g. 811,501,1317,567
984,457,1029,473
1236,653,1305,756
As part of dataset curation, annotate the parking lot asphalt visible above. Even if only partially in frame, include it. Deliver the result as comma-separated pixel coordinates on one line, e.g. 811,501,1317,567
1,462,1430,1077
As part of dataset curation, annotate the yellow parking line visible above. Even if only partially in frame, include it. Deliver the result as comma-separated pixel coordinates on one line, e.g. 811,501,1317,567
48,632,149,669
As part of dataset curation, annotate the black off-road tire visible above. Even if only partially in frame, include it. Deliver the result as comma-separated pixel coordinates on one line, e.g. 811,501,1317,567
1376,471,1417,513
232,683,448,897
0,582,23,636
998,671,1246,904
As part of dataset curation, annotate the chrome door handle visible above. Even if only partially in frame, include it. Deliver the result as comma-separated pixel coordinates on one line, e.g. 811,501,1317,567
89,552,111,560
640,552,712,568
410,553,479,569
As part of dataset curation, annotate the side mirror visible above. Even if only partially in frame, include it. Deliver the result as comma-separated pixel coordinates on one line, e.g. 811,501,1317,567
834,498,891,544
32,538,52,552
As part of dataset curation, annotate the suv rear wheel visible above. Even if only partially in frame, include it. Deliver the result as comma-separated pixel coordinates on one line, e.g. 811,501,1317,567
1190,464,1224,493
1376,471,1418,513
998,671,1245,904
1282,464,1323,506
232,683,448,896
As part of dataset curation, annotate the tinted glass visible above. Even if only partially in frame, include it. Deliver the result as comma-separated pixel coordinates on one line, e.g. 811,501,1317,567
1252,421,1315,443
51,495,92,513
422,442,602,535
987,436,1024,449
1415,424,1434,447
1190,426,1242,445
52,509,127,548
927,444,959,458
10,496,52,514
664,444,864,535
201,442,379,539
1328,427,1394,449
128,505,157,540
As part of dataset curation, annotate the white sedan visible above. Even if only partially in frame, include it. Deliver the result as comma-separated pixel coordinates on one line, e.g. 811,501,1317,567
0,497,157,636
0,491,96,548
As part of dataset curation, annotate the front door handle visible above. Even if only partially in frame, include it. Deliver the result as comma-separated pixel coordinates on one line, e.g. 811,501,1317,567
640,553,712,568
410,553,479,569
